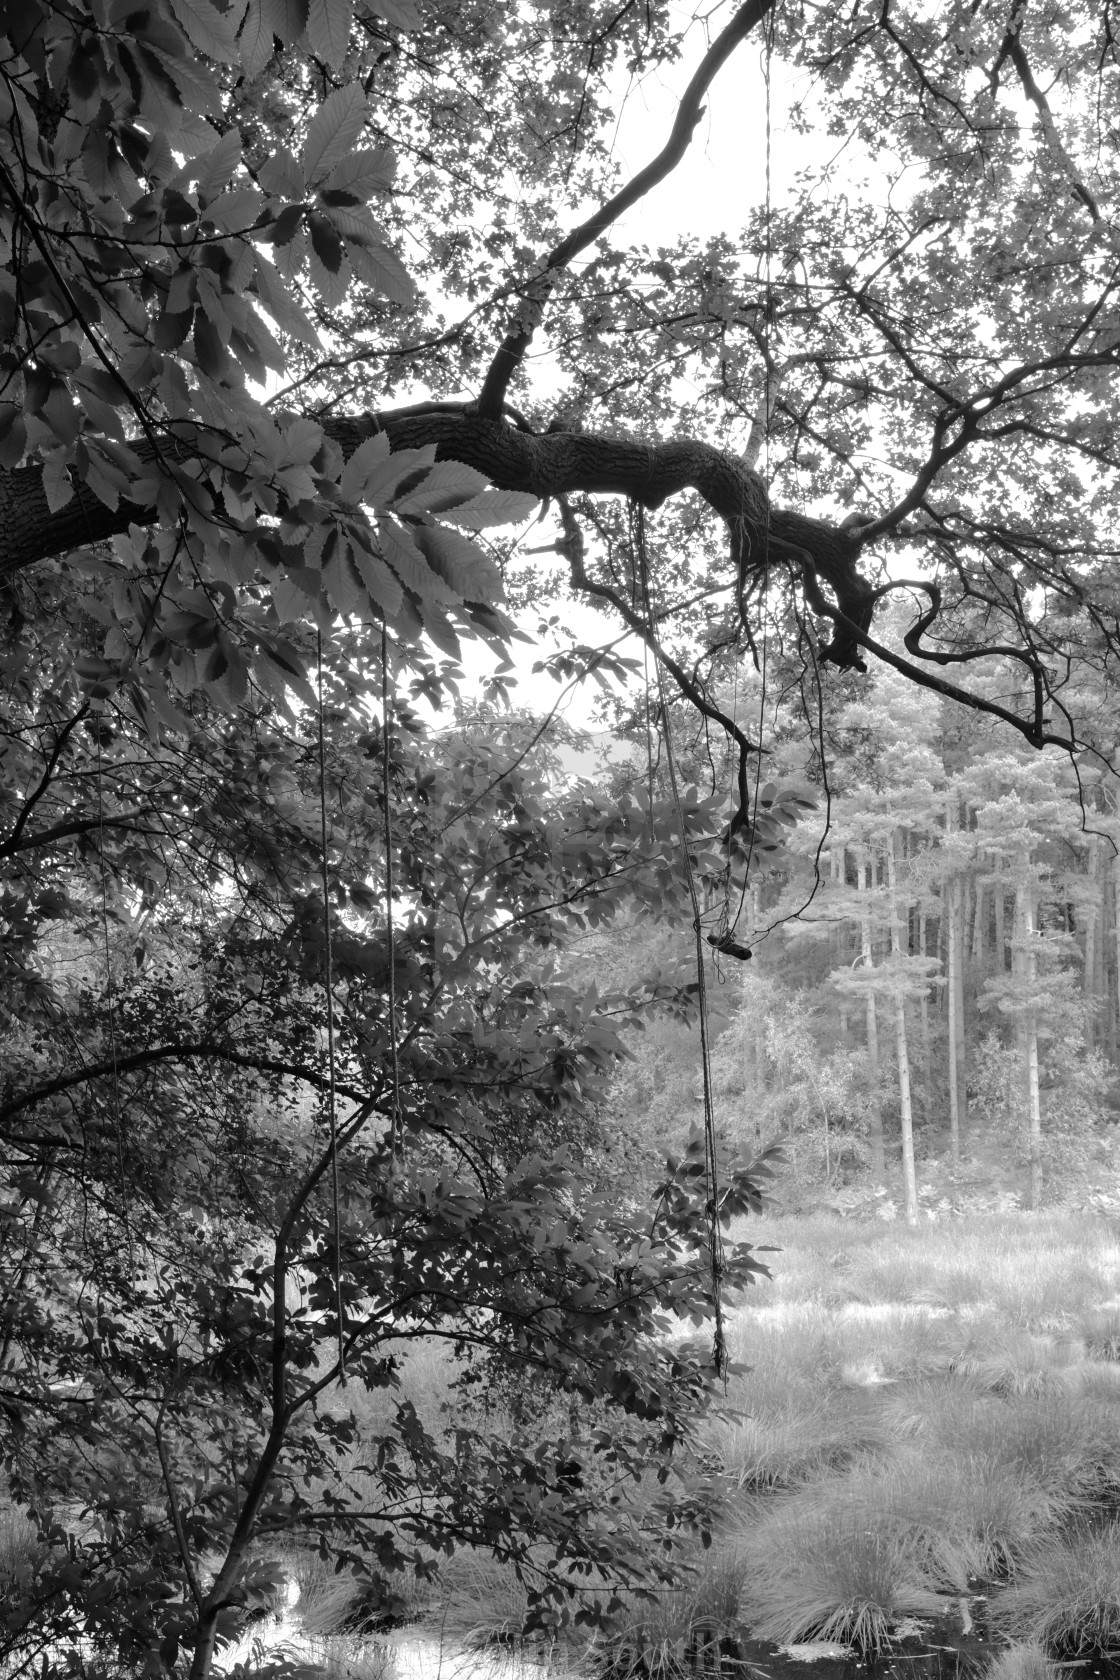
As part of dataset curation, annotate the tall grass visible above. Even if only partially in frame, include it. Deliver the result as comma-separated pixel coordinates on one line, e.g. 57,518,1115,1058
598,1541,750,1680
991,1521,1120,1654
735,1500,941,1653
982,1645,1060,1680
296,1209,1120,1678
735,1212,1120,1326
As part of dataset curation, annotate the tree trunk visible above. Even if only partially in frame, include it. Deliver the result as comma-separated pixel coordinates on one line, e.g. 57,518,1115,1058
946,874,962,1168
971,878,985,971
994,859,1006,972
953,878,968,1146
888,832,919,1223
1113,846,1120,1063
861,853,885,1182
919,906,931,1076
1085,832,1099,1047
1023,879,1043,1210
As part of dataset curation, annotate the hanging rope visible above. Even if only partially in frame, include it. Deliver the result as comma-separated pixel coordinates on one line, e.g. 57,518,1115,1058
731,10,777,942
381,624,402,1170
94,718,133,1265
635,506,727,1382
316,630,345,1381
713,653,741,979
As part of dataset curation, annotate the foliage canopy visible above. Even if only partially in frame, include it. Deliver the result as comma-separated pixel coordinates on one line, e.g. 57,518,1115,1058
2,0,1120,1675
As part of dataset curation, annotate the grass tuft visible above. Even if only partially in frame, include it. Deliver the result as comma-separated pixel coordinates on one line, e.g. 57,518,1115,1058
600,1541,751,1680
990,1521,1120,1655
982,1643,1060,1680
737,1500,941,1654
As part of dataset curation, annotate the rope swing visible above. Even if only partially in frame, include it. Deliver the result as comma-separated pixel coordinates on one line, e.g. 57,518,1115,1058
634,505,727,1382
315,629,346,1380
381,623,402,1172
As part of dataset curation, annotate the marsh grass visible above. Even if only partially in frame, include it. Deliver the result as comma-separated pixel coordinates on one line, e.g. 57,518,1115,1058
736,1501,941,1653
982,1644,1060,1680
703,1399,889,1492
299,1633,397,1680
598,1542,750,1679
284,1548,366,1636
990,1521,1120,1655
836,1450,1058,1583
880,1379,1120,1505
430,1554,530,1650
950,1328,1079,1397
735,1214,1120,1323
309,1212,1120,1678
1078,1306,1120,1361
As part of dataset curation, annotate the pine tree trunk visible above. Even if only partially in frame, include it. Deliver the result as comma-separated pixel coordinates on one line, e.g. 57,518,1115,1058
889,833,919,1222
1024,880,1043,1209
1107,864,1118,1060
1012,874,1027,1156
834,845,850,1046
994,859,1006,972
863,857,879,1070
972,879,985,972
1113,847,1120,1063
1085,832,1099,1048
919,906,931,1073
953,876,968,1145
861,853,885,1181
946,874,962,1168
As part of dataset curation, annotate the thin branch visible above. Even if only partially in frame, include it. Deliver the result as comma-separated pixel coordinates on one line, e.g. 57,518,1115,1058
476,0,775,416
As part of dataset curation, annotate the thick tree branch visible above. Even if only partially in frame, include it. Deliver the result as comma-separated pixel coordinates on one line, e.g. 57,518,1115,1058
476,0,776,417
0,407,876,666
0,402,1068,751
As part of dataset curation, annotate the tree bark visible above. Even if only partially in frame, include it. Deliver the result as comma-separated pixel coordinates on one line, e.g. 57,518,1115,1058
0,410,865,608
1113,845,1120,1062
888,831,919,1223
919,905,931,1079
1085,832,1099,1047
946,873,962,1168
1023,879,1043,1210
860,852,885,1182
971,878,985,971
